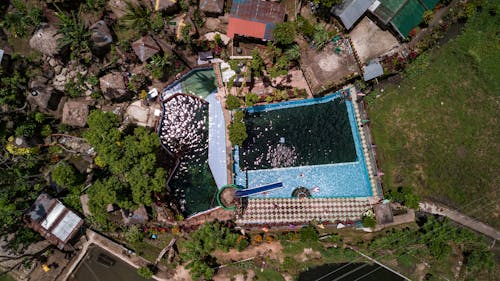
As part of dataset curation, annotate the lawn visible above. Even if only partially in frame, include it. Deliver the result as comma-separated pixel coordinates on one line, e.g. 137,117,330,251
369,7,499,226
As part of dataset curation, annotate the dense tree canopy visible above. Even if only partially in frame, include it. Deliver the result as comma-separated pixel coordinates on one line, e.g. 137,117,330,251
84,110,168,227
182,222,239,280
273,22,296,46
229,111,248,146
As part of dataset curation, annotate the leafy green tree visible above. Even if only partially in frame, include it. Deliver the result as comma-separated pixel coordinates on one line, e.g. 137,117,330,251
295,16,315,38
285,44,301,61
0,151,45,252
137,266,154,279
226,94,241,110
125,225,145,244
121,1,153,36
250,49,265,77
245,93,259,106
463,243,495,274
422,10,434,26
313,25,332,50
362,215,376,228
181,24,193,45
146,54,172,80
52,161,80,189
0,70,28,106
273,22,296,46
299,225,319,242
186,259,214,280
87,176,120,227
229,111,248,146
182,222,238,280
386,186,420,209
84,111,168,226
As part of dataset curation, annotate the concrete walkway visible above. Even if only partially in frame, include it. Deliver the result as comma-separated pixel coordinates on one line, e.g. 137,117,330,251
419,201,500,240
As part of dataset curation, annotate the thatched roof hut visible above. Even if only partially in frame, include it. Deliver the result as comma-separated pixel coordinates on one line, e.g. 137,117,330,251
200,0,225,16
131,35,161,62
62,100,89,127
99,72,128,100
28,76,63,112
29,25,62,56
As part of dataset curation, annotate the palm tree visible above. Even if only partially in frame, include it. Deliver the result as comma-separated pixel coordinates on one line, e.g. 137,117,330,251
147,53,173,80
285,44,301,61
56,8,90,56
121,1,153,35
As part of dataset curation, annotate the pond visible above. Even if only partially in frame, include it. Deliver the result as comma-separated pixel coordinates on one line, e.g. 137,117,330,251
298,263,406,281
68,246,148,281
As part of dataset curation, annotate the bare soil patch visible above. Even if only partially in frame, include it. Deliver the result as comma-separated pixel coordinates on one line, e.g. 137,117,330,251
298,36,359,94
349,17,401,64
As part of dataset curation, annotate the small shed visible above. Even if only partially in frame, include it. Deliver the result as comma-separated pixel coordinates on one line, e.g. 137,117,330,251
198,51,214,65
332,0,375,30
24,193,84,250
374,203,394,225
200,0,225,16
0,49,4,64
363,60,384,81
131,35,161,62
99,72,128,100
29,25,62,56
62,100,89,127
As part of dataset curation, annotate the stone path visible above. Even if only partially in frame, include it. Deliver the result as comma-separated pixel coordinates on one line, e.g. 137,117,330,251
236,197,371,225
419,201,500,240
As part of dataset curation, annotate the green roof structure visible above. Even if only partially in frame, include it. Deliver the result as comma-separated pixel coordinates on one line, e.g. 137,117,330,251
372,0,439,38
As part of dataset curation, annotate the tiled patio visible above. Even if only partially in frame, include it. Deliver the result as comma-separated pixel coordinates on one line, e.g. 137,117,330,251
236,197,371,225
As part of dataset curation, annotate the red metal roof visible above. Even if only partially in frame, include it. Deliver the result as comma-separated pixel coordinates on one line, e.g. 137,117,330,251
227,17,267,39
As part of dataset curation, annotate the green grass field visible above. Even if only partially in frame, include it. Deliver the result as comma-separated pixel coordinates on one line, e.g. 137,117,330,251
369,8,500,227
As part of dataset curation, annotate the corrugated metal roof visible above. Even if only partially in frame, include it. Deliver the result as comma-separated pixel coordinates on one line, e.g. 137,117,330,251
333,0,376,30
363,61,384,81
0,49,4,64
199,0,224,13
41,202,65,230
227,17,267,39
229,0,285,40
51,211,83,242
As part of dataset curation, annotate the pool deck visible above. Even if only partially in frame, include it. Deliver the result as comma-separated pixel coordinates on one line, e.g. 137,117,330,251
236,197,371,225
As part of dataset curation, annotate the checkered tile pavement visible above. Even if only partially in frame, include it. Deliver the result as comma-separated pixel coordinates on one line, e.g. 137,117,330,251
236,197,371,225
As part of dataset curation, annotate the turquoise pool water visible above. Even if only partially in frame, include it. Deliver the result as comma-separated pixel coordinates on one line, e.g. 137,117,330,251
233,92,372,198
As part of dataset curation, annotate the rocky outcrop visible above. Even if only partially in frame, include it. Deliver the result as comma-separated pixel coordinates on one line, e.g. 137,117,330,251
29,25,62,56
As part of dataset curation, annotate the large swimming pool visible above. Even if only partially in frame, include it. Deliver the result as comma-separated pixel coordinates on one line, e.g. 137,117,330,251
233,92,372,198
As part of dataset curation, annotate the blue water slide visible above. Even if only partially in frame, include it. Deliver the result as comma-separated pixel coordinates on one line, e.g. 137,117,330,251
234,182,284,198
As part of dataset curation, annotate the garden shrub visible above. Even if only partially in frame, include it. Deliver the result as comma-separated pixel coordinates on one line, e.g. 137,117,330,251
226,94,241,110
299,225,319,242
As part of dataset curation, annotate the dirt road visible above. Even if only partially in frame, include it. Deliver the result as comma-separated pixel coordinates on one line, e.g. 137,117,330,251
419,201,500,240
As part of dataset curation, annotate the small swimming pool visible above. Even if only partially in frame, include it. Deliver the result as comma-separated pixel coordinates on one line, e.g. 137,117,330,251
233,92,372,198
162,68,217,100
